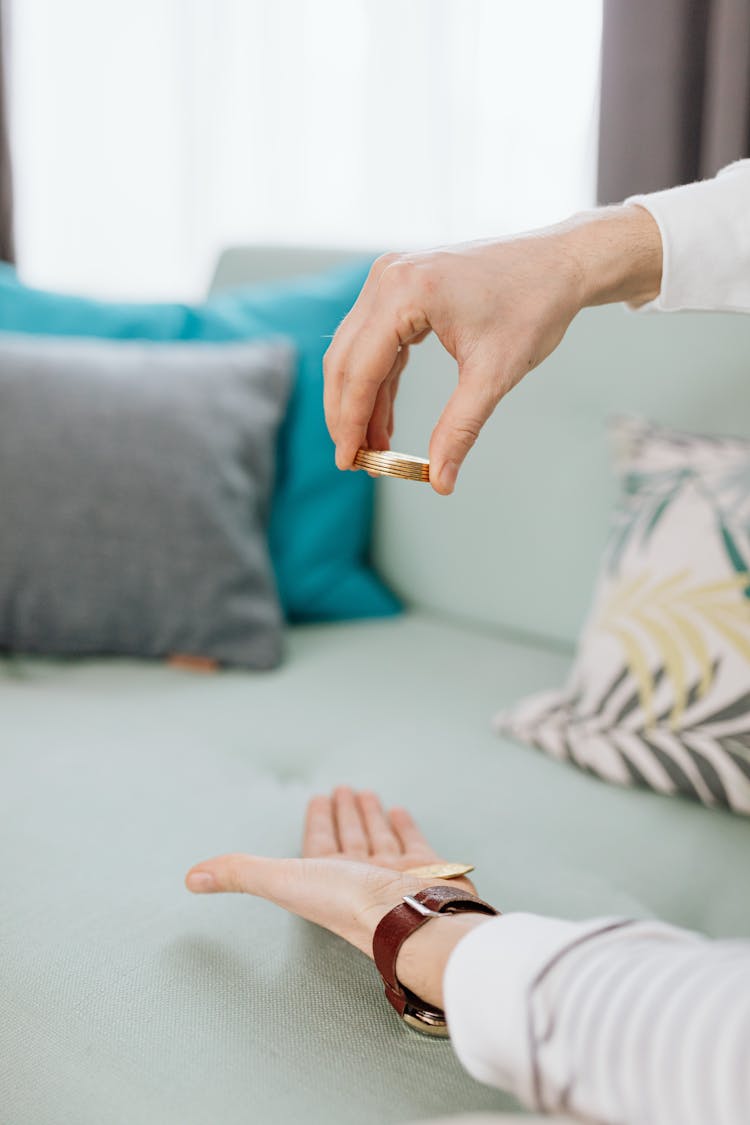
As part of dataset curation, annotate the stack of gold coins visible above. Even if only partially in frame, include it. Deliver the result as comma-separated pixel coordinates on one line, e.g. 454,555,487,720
354,448,430,483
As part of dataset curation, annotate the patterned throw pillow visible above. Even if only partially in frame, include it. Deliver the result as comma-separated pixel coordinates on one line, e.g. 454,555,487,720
497,418,750,815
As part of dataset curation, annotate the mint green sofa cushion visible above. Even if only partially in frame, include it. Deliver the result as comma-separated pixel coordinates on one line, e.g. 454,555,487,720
3,616,750,1124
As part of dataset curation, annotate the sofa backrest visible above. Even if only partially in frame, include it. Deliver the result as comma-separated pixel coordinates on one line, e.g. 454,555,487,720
211,245,750,648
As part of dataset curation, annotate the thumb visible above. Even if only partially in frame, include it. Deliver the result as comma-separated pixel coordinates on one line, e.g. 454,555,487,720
429,359,501,495
185,853,400,954
185,853,299,898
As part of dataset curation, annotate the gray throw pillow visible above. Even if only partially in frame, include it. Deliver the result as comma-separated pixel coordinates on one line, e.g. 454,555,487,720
0,335,294,668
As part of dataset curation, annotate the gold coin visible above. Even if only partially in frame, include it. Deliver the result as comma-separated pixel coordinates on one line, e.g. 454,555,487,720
403,862,475,880
354,448,430,482
354,452,430,480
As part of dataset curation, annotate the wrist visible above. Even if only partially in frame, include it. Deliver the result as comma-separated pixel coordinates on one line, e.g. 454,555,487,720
559,204,663,309
394,912,493,1010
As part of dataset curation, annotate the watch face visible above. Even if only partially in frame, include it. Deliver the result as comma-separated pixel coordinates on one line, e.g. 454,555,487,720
403,862,475,880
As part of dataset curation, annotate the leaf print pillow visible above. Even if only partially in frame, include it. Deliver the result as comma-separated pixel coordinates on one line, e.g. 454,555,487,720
496,417,750,815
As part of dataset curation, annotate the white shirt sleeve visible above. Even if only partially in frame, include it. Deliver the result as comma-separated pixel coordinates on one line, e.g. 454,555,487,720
626,159,750,313
443,912,750,1124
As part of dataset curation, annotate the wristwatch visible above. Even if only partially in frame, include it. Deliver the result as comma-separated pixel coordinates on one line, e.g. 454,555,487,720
372,885,499,1037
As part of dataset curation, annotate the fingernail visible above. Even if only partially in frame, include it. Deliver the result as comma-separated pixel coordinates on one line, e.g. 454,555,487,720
438,461,459,493
186,871,216,893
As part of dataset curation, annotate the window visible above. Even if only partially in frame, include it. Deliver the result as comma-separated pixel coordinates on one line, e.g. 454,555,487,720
7,0,602,299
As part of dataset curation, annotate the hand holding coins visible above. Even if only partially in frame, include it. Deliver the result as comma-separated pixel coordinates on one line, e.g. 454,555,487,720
354,449,430,483
323,234,602,495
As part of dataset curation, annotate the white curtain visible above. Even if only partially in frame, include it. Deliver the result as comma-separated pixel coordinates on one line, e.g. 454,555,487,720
6,0,602,300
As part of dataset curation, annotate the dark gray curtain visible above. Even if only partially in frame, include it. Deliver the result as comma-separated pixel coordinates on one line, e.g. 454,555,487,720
0,1,14,264
598,0,750,203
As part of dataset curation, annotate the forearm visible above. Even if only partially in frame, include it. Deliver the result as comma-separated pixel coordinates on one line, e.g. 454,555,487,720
443,912,750,1124
394,912,492,1010
549,157,750,319
560,159,750,316
627,160,750,312
559,204,663,309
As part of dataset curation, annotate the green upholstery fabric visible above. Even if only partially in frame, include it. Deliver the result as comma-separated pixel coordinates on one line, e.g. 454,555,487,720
3,617,750,1124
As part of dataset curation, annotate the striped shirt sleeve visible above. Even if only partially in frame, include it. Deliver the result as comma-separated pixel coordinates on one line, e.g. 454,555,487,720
443,912,750,1124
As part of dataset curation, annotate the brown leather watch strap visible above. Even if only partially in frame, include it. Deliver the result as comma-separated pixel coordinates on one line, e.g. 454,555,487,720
372,885,499,1031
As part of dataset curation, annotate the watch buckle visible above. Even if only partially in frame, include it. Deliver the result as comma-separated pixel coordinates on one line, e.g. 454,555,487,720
402,894,444,918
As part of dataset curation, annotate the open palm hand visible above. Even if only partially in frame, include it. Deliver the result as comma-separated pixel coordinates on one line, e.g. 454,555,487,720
185,787,476,959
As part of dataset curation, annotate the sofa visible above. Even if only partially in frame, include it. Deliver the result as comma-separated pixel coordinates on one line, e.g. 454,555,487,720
3,246,750,1125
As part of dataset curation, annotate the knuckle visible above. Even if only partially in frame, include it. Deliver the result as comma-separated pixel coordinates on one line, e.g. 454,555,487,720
394,307,424,344
451,421,482,452
372,251,400,277
345,383,378,416
344,409,373,436
341,360,381,393
380,258,416,294
323,341,343,380
378,265,430,343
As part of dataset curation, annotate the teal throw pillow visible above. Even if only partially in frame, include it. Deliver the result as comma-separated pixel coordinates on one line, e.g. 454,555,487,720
0,262,400,623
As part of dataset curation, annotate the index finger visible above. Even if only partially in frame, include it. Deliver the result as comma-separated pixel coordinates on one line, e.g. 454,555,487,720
302,795,338,857
323,255,394,446
325,257,430,468
335,324,405,468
